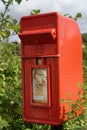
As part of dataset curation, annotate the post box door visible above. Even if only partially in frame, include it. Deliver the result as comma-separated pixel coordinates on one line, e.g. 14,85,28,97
22,57,60,125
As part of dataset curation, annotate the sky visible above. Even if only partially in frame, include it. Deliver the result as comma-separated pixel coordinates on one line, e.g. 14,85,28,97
0,0,87,41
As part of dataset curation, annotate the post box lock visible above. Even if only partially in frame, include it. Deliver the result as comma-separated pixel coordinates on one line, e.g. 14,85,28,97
19,12,83,125
51,28,56,39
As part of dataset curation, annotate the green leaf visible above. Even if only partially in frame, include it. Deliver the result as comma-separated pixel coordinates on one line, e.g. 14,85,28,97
12,18,18,25
60,99,67,103
15,0,22,4
76,12,82,18
31,9,40,15
74,12,82,20
6,15,11,19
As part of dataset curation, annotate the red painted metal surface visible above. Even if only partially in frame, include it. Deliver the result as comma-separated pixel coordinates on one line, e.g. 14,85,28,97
19,12,83,125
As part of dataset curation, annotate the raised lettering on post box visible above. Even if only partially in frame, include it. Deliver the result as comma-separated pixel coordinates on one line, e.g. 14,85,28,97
19,12,83,125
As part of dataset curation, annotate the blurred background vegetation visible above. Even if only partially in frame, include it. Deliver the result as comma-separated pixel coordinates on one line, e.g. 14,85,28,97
0,0,87,129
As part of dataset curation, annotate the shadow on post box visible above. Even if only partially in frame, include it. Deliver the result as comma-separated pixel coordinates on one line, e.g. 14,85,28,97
19,12,83,125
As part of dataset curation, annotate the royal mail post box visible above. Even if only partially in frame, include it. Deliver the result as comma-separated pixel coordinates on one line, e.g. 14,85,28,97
19,12,83,125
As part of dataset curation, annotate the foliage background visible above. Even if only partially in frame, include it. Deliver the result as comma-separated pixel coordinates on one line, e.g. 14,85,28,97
0,0,87,129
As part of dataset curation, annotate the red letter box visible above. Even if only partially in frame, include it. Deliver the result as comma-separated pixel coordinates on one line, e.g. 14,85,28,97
19,12,83,125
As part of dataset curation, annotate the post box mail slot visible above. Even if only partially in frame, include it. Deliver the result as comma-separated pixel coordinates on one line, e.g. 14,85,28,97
19,12,83,125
